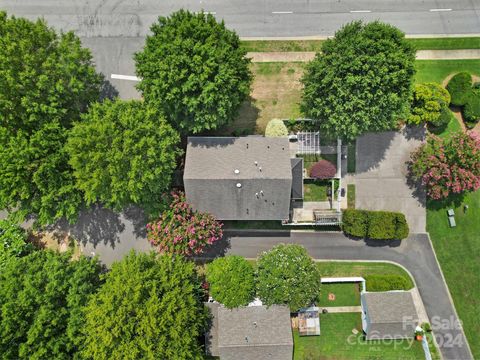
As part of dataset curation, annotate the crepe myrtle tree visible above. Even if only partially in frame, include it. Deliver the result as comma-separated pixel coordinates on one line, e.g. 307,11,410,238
135,10,252,134
410,131,480,200
301,21,416,142
146,191,223,256
256,244,321,311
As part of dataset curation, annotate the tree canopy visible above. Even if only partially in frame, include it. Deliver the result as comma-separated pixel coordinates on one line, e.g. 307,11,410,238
0,218,32,269
206,255,255,308
67,100,181,214
410,132,480,199
0,12,101,224
82,251,207,360
135,10,252,134
0,250,102,359
256,244,321,310
408,82,451,127
301,21,416,142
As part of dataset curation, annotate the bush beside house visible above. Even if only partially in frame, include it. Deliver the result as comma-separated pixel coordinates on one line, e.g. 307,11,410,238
446,72,472,106
342,209,409,240
265,119,288,137
310,160,337,179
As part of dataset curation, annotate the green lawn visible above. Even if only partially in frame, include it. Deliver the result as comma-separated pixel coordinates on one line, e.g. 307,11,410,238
318,283,360,307
241,37,480,53
303,181,329,201
293,313,430,360
427,190,480,359
315,261,414,290
415,59,480,83
428,109,463,139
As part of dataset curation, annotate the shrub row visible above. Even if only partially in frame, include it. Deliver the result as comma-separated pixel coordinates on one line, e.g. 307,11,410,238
365,274,412,291
342,209,409,240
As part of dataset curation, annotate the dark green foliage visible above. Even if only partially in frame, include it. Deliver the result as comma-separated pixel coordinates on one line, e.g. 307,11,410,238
67,100,181,214
301,21,416,141
446,72,472,106
365,274,412,291
135,10,252,134
342,209,368,237
0,218,32,268
0,251,102,359
82,251,207,360
433,107,455,129
463,90,480,127
256,244,321,311
206,255,255,308
342,209,409,240
0,12,101,225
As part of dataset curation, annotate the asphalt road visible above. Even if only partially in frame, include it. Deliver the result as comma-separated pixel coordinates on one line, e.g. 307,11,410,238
201,230,473,360
2,0,480,98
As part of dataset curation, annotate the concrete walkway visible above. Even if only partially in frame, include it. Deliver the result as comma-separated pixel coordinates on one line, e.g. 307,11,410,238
322,306,362,313
246,49,480,62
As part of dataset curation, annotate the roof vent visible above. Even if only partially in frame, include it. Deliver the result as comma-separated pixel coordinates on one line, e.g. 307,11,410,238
259,167,262,172
254,161,258,166
253,321,257,328
236,183,242,188
260,190,264,196
234,169,240,174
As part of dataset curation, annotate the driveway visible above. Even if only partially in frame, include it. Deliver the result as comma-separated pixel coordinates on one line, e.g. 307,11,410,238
201,230,473,360
355,127,426,233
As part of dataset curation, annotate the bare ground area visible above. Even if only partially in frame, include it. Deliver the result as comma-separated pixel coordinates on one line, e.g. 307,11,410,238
216,63,304,135
29,230,82,260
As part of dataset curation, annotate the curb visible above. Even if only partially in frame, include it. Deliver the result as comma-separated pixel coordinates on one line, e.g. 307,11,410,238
240,34,480,41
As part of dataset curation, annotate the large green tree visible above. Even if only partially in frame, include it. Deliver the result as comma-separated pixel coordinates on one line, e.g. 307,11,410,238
206,255,255,308
0,12,102,224
256,244,321,311
301,21,416,141
82,251,207,360
135,10,252,134
0,250,102,359
67,100,181,214
0,218,33,269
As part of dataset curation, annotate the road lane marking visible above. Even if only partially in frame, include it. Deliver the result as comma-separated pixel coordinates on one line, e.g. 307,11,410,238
429,8,452,12
272,11,293,14
350,10,371,13
111,74,141,81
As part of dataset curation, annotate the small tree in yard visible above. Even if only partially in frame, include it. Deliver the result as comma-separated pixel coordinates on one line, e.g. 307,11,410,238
408,82,451,127
310,159,337,179
135,10,252,134
265,119,288,137
206,255,255,308
410,132,480,200
256,244,320,311
301,21,415,141
147,191,223,256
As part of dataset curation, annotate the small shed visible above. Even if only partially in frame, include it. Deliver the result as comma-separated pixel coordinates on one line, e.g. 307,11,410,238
361,291,419,340
298,307,320,336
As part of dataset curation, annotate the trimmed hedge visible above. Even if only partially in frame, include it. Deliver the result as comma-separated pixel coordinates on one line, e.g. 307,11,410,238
463,90,480,128
365,274,413,291
265,119,288,137
310,159,337,179
446,72,472,106
342,209,409,240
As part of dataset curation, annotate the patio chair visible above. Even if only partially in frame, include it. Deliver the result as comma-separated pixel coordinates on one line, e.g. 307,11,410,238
447,209,455,217
448,216,456,228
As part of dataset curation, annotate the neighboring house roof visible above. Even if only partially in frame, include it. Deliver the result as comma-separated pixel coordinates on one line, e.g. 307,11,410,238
361,291,419,340
205,304,293,360
290,158,304,200
184,137,293,220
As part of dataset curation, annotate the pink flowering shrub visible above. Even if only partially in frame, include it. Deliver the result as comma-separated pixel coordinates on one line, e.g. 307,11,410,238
410,131,480,200
146,191,223,256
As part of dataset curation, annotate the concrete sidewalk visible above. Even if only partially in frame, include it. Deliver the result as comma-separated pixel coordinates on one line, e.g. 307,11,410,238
246,49,480,62
322,306,362,313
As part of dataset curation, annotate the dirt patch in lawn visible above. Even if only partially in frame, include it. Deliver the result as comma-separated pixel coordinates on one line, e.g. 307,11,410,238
29,230,82,260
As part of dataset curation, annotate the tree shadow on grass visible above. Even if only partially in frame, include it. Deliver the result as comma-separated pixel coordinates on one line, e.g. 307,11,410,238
209,97,260,136
344,233,402,248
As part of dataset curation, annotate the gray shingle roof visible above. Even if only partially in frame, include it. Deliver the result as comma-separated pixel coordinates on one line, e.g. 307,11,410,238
184,137,293,220
362,291,418,323
290,158,304,200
